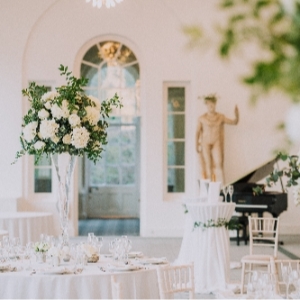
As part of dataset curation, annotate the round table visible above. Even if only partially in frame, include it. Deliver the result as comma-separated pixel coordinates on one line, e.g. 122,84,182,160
177,202,236,293
0,260,160,299
0,212,54,245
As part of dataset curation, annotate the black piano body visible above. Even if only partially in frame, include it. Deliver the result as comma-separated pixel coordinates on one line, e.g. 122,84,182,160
229,158,287,245
230,158,288,218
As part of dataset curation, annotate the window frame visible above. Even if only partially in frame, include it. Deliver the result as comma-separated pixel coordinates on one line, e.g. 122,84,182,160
163,81,189,201
25,81,57,202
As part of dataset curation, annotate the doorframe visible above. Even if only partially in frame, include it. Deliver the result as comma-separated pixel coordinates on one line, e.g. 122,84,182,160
74,35,143,233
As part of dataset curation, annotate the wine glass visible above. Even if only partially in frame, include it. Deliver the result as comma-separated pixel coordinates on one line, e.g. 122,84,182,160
222,186,228,202
109,240,116,259
228,185,234,203
93,236,103,255
88,232,95,244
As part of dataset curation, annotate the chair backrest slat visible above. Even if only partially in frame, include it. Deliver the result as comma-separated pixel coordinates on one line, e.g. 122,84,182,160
248,216,279,257
156,263,195,299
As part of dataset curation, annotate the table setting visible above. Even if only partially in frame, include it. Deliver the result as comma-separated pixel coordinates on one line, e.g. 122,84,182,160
0,233,168,299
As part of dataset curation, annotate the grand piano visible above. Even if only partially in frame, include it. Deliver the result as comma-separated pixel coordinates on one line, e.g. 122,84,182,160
230,157,288,218
228,158,287,245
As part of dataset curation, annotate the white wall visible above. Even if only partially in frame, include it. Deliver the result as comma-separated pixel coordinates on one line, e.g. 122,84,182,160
0,0,298,237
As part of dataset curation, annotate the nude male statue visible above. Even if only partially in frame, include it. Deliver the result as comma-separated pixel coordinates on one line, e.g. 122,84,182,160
196,94,239,184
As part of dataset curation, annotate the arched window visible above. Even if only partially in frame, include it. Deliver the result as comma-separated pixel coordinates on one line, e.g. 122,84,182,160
80,41,140,118
79,41,141,219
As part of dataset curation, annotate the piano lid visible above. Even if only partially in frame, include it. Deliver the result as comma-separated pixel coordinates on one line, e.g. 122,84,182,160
230,157,277,184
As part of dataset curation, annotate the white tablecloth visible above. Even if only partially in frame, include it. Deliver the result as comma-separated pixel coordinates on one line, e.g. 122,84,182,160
0,262,160,299
177,202,236,293
0,212,54,245
0,230,8,240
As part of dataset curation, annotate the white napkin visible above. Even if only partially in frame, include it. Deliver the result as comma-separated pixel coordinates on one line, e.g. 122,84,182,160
208,181,221,203
199,179,210,200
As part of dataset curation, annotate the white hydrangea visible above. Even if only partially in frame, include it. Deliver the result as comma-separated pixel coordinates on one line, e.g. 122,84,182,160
62,134,71,145
84,106,100,126
39,119,59,139
88,95,101,111
51,100,69,120
34,141,45,150
34,242,50,253
23,121,38,142
68,114,81,127
71,126,90,149
38,108,50,120
41,91,59,102
51,104,64,120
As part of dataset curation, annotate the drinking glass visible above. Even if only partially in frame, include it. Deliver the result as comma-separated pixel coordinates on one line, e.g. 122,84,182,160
109,240,116,259
222,186,228,202
228,185,234,203
93,236,103,255
88,232,95,244
2,236,10,249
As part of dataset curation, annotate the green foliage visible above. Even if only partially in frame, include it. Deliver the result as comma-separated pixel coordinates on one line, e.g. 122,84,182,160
185,0,300,103
14,65,122,164
253,152,300,194
193,217,242,230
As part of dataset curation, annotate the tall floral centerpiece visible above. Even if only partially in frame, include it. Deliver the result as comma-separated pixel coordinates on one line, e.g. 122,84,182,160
14,65,122,245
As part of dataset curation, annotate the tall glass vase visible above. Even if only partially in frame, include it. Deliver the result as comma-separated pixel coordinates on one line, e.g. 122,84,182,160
51,153,77,246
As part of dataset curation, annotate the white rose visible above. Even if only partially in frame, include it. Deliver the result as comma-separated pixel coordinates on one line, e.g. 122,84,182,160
68,114,81,127
84,106,100,126
88,95,101,111
62,134,71,145
41,91,59,102
34,141,45,150
23,122,38,142
38,108,50,120
44,101,52,110
51,135,60,144
39,119,59,139
71,126,90,149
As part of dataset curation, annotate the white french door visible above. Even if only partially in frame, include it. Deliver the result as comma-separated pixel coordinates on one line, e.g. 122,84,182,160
86,118,140,218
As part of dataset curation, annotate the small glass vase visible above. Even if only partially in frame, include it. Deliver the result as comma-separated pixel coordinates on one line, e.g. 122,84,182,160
51,153,77,247
36,252,46,264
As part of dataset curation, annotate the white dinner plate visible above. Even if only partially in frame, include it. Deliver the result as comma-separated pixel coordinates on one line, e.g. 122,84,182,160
137,257,168,265
103,253,113,258
36,267,72,275
107,264,143,272
128,251,143,258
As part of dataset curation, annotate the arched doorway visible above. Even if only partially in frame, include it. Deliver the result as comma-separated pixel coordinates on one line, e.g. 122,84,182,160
78,40,140,234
